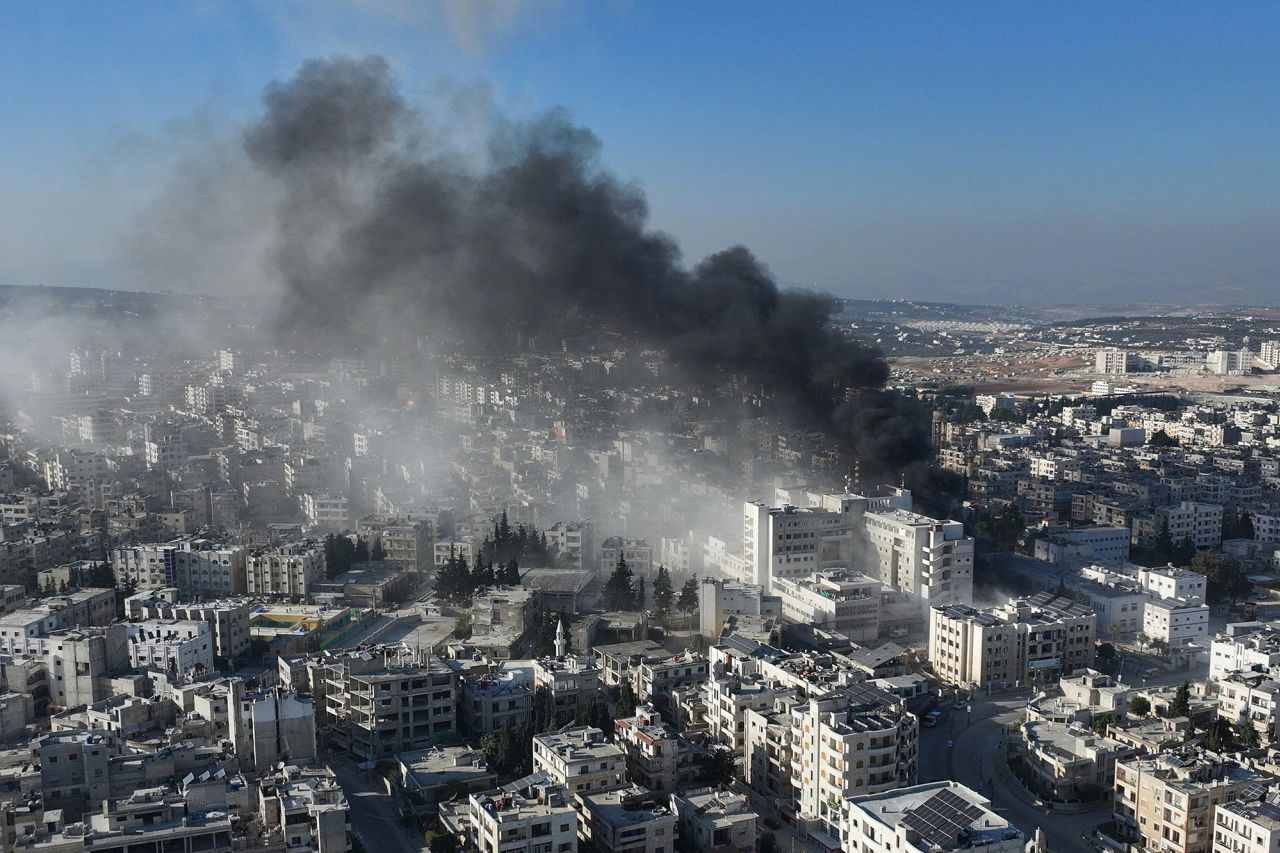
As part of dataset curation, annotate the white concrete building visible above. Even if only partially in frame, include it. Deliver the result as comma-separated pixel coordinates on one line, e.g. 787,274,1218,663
696,578,780,639
531,726,626,799
246,542,326,598
1142,597,1210,649
842,781,1024,853
1210,623,1280,681
771,570,881,642
112,539,248,597
468,779,577,853
125,619,215,675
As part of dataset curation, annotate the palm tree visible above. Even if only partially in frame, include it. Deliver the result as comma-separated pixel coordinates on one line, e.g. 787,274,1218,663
1136,632,1150,650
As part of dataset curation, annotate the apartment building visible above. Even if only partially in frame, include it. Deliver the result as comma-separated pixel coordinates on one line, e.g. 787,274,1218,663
356,516,433,571
1115,753,1270,853
467,779,578,853
246,542,325,598
1216,672,1280,745
1210,623,1280,681
112,539,247,597
771,570,881,643
125,619,215,675
125,588,251,660
612,706,699,793
696,578,781,640
580,786,677,853
929,593,1097,690
461,669,533,736
533,655,601,721
531,727,626,800
546,520,594,572
669,787,758,853
302,648,458,761
702,673,790,753
262,768,350,853
598,537,653,578
1133,501,1224,551
842,781,1024,853
744,489,973,612
1214,792,1280,853
302,493,349,531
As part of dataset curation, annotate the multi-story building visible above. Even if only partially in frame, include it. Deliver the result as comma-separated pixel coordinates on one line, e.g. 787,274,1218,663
612,706,699,793
1260,340,1280,371
1210,623,1280,681
302,493,349,531
1019,720,1134,801
771,570,881,642
467,779,578,853
1115,753,1270,853
262,767,350,853
696,578,781,640
125,588,251,660
355,516,433,571
299,648,458,761
793,685,919,842
669,787,758,853
634,650,708,705
546,520,594,572
1096,349,1138,374
1133,501,1224,551
744,489,973,612
599,537,653,579
1214,791,1280,853
531,727,626,800
246,542,326,598
533,655,601,721
841,781,1024,853
461,668,533,736
1033,526,1131,566
928,592,1097,690
125,619,215,676
702,673,789,753
580,785,677,853
1143,596,1211,649
1138,565,1208,605
1215,672,1280,745
112,539,247,597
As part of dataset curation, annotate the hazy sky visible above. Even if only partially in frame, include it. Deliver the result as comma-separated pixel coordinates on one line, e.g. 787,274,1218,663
2,1,1278,305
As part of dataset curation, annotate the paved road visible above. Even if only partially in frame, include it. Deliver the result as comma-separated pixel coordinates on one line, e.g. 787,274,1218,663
919,695,1104,852
327,753,424,853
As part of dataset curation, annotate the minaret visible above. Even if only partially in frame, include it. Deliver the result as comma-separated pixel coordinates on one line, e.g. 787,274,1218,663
1025,827,1047,853
554,616,568,658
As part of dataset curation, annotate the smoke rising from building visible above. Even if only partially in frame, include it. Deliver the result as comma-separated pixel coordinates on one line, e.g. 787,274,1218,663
239,55,931,483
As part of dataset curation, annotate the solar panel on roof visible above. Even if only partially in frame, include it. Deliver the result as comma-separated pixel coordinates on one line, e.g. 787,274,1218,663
900,789,984,849
1243,783,1268,802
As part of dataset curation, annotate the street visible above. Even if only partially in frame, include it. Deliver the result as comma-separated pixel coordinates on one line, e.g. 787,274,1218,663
918,695,1104,852
327,752,425,853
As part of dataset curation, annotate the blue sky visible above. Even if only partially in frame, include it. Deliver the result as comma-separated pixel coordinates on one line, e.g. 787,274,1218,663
2,1,1278,304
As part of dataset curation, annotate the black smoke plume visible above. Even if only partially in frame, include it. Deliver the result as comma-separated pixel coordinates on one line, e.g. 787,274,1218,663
244,55,930,482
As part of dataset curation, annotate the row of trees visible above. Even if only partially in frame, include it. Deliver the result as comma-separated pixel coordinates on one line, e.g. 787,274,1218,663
436,552,523,604
322,533,386,579
480,511,555,566
601,559,699,617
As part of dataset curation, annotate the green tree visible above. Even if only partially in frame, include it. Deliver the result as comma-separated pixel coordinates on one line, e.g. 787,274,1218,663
603,557,638,611
324,533,357,578
677,576,699,618
499,560,522,585
1169,681,1192,719
1236,718,1262,749
1172,536,1196,566
636,576,647,610
354,537,370,562
370,538,387,561
1146,430,1179,448
695,746,737,786
452,612,472,640
653,565,675,618
1188,550,1250,605
759,833,779,853
426,828,459,853
1127,696,1151,717
617,681,638,716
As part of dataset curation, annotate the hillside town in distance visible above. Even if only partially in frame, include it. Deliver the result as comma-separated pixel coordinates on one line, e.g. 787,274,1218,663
4,290,1280,853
